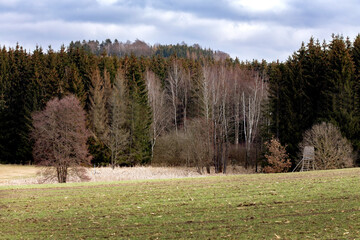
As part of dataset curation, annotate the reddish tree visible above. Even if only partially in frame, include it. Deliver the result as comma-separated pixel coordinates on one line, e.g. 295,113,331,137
32,95,91,183
263,137,291,173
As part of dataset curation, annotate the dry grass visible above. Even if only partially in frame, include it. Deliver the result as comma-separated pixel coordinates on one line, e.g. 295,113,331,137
0,164,38,185
0,164,256,186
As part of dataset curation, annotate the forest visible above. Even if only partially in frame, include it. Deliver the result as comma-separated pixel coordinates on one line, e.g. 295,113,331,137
1,34,360,172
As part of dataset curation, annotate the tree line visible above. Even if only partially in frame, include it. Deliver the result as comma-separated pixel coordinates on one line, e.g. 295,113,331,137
0,42,266,172
1,34,360,171
267,34,360,165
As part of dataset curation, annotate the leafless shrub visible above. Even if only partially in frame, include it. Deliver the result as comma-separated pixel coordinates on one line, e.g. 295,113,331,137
152,131,186,166
152,119,212,173
181,119,213,174
299,122,354,170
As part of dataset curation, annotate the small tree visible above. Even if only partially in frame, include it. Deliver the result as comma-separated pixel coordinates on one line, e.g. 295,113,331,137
299,122,354,169
32,95,91,183
263,137,291,173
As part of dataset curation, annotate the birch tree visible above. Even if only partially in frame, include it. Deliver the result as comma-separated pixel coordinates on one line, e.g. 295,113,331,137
146,70,170,160
242,73,267,167
166,58,185,134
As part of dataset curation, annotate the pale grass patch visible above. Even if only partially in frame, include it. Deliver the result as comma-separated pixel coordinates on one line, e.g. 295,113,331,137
0,164,256,186
0,164,38,185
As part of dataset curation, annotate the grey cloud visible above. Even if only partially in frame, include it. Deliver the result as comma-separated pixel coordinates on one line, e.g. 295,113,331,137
1,0,360,61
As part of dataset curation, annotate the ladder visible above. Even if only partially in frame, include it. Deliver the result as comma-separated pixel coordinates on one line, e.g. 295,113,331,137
300,158,314,171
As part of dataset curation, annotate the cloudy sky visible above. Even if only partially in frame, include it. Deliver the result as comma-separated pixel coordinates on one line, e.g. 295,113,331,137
1,0,360,61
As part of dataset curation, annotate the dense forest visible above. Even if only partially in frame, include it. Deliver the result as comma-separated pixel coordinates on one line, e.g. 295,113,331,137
69,39,230,60
1,35,360,171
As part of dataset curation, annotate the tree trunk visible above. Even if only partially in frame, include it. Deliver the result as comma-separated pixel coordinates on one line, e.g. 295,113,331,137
57,166,67,183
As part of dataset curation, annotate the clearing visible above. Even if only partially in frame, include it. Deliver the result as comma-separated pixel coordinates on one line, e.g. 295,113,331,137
1,168,360,239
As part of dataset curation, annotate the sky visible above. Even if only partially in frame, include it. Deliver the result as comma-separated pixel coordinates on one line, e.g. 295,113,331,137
1,0,360,61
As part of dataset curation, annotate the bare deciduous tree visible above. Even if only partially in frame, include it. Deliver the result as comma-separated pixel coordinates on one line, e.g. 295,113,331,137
242,73,266,168
166,58,187,134
32,95,91,183
299,122,354,169
146,70,170,159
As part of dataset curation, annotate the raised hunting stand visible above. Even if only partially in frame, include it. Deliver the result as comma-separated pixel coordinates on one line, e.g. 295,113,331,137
293,146,315,172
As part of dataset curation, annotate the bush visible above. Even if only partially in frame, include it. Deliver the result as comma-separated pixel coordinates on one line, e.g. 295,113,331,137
152,119,212,173
152,130,187,166
299,122,354,170
263,137,291,173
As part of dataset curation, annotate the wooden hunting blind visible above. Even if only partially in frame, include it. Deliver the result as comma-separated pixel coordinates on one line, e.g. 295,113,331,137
293,146,315,172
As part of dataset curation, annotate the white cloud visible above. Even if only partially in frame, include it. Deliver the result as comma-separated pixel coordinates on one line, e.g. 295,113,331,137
228,0,288,12
96,0,118,6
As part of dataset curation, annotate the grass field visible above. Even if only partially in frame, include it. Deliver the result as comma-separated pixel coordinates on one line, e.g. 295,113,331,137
1,168,360,239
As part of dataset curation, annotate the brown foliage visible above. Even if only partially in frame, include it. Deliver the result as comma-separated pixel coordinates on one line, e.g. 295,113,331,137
263,137,291,173
32,95,91,183
299,122,354,170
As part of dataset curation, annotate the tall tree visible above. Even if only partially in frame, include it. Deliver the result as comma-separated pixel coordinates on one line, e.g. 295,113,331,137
89,67,109,143
122,54,151,165
107,71,129,167
242,72,267,167
146,69,169,160
326,35,358,149
88,67,110,165
166,57,186,134
2,45,33,164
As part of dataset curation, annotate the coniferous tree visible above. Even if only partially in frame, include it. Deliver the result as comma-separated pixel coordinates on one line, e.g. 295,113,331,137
65,63,86,105
122,54,152,165
108,71,129,167
326,35,358,149
88,67,110,165
2,45,33,163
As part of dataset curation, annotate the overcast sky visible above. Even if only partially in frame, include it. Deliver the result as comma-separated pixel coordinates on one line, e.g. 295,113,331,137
1,0,360,61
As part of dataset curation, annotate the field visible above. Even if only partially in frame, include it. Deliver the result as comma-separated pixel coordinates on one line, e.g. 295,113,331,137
1,168,360,239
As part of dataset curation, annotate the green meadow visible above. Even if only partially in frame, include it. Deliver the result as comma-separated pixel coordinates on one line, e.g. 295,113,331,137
1,168,360,239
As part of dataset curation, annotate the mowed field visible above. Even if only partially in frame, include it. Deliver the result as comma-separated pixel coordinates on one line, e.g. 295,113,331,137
1,168,360,239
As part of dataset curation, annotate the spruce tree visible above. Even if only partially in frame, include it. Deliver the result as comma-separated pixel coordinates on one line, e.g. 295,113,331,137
122,54,151,165
326,35,358,149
